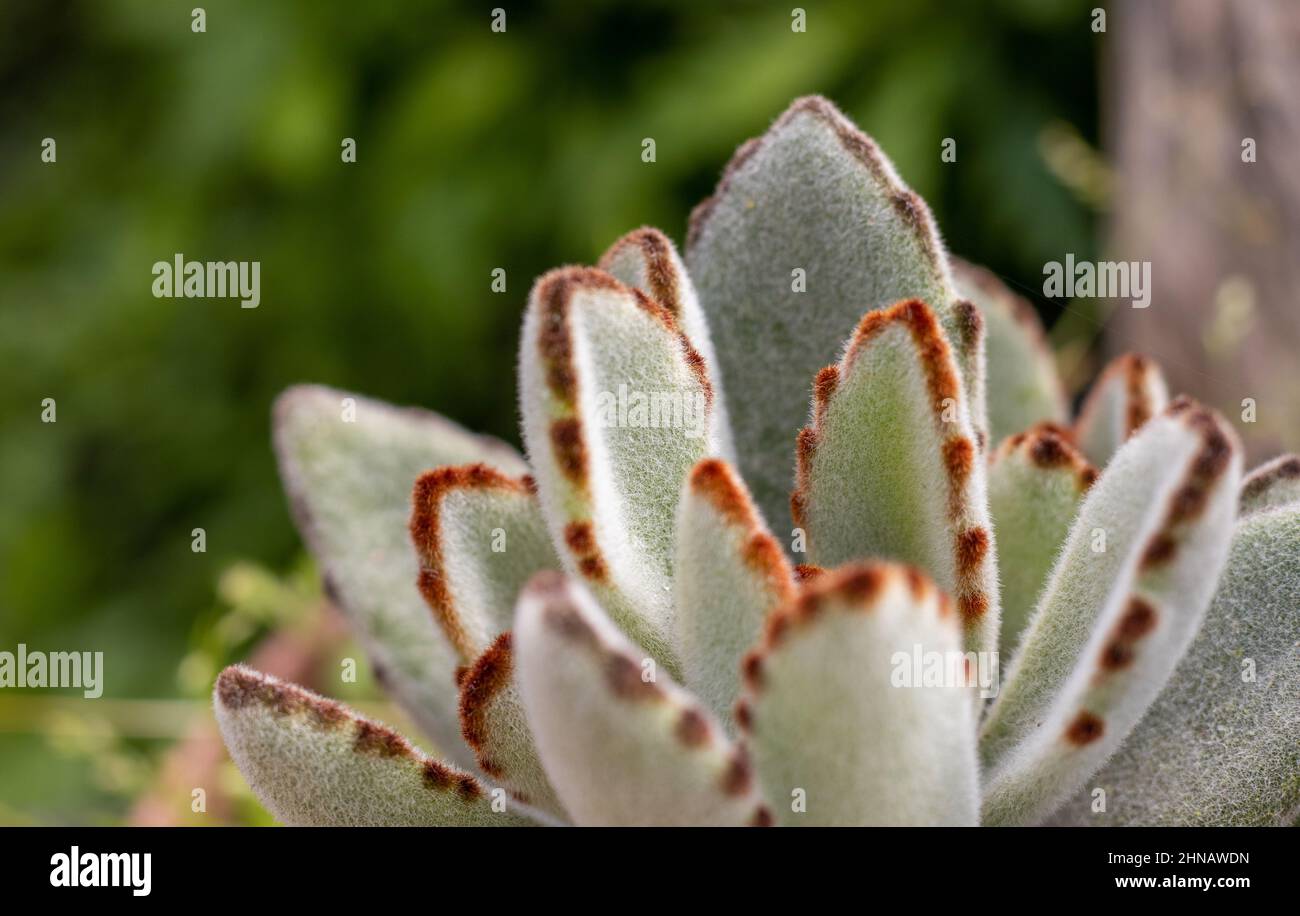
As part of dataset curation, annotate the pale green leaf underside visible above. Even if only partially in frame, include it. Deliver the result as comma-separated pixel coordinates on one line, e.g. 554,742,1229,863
515,572,770,827
519,268,715,673
1051,505,1300,826
214,666,536,826
980,402,1241,825
741,563,979,826
674,459,794,731
953,259,1066,444
686,94,976,530
273,385,525,767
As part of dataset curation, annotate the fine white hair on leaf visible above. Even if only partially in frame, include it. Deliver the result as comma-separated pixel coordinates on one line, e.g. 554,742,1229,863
518,266,718,673
674,458,795,731
273,384,525,768
685,94,985,529
1073,352,1169,468
980,398,1242,826
1238,453,1300,517
791,299,999,656
952,258,1067,444
599,227,737,465
987,424,1096,664
1049,503,1300,825
514,572,772,827
409,464,559,664
457,633,567,820
737,562,980,826
214,665,538,826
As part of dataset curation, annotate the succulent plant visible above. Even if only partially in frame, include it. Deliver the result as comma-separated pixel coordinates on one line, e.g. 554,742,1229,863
214,96,1300,827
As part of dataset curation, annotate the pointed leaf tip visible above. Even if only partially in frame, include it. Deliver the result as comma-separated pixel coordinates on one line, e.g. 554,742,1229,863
214,665,535,826
685,96,984,529
1074,352,1169,467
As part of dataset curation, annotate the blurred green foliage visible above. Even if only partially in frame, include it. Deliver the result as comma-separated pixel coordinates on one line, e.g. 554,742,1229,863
0,0,1098,822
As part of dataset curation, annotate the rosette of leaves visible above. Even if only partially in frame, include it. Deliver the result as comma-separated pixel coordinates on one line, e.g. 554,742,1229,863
214,97,1299,827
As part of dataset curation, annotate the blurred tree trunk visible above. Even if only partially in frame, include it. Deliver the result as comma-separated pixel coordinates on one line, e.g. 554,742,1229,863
1105,0,1300,460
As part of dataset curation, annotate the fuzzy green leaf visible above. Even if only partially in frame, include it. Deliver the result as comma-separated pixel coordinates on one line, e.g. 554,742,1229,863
457,633,566,820
791,299,999,655
214,666,537,826
599,227,736,462
273,385,525,767
514,572,771,826
987,424,1096,664
409,464,559,664
1239,454,1300,517
980,399,1242,826
686,94,984,529
1074,353,1168,467
674,458,796,731
1051,504,1300,825
953,259,1067,444
519,267,717,671
738,563,979,826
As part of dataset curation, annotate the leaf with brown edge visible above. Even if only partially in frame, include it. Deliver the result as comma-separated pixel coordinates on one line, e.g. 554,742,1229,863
738,562,979,826
457,633,566,820
792,299,999,656
514,571,771,826
410,464,560,664
214,666,538,826
980,398,1242,826
953,259,1067,444
686,94,985,530
1239,454,1300,517
1050,504,1300,826
599,227,736,463
987,423,1096,664
674,458,795,731
1073,352,1169,468
519,266,717,673
273,384,525,768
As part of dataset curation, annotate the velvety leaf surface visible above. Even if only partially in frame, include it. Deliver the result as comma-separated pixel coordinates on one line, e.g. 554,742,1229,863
987,423,1096,663
410,464,559,663
980,399,1241,825
792,299,998,655
519,267,717,671
686,94,984,528
674,458,795,730
738,563,979,826
215,666,535,826
457,633,566,820
273,384,525,766
514,572,771,826
1051,505,1300,825
1239,454,1300,517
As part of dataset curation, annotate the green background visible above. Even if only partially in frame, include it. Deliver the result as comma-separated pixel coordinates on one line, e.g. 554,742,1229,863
0,0,1099,823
